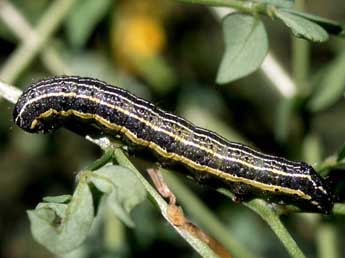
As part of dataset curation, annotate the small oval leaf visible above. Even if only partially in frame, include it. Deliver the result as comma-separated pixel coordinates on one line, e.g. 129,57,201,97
275,9,329,42
65,0,113,48
28,178,94,254
216,13,268,84
91,164,146,227
308,51,345,111
280,9,343,35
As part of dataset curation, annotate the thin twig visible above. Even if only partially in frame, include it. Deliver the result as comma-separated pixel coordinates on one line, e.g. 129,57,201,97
2,81,219,257
113,149,219,258
0,0,76,84
162,170,260,258
3,74,343,258
244,199,306,258
218,189,306,258
0,1,35,40
317,224,339,258
0,1,70,76
0,80,21,103
292,0,310,96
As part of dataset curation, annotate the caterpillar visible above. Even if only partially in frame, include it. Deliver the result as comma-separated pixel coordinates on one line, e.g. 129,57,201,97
13,76,333,214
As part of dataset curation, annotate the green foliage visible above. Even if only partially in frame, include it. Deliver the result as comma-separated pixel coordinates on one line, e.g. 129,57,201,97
216,13,268,84
280,9,343,35
28,165,147,255
275,9,328,42
65,0,113,48
254,0,294,8
274,97,296,142
43,195,72,203
212,0,343,81
302,133,322,165
27,174,94,255
90,164,146,227
308,51,345,111
337,143,345,162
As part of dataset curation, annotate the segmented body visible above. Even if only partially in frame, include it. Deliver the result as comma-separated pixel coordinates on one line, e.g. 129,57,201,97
13,76,333,213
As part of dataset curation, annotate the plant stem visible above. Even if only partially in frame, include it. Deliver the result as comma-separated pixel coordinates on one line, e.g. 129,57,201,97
113,149,219,258
177,0,267,14
0,80,21,103
104,207,127,254
0,1,70,76
162,169,259,258
85,149,114,171
246,200,306,258
0,0,77,84
317,224,339,258
292,0,310,96
219,189,306,258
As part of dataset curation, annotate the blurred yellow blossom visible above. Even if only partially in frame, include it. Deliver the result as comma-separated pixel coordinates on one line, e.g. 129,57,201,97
111,0,176,92
114,15,166,59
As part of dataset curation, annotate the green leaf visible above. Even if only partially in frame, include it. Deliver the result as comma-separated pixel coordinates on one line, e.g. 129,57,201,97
90,164,146,227
337,143,345,162
112,148,228,258
274,97,296,142
254,0,293,8
308,51,345,111
43,195,72,204
27,177,94,254
280,9,343,35
216,13,268,84
65,0,113,48
133,55,177,94
275,9,329,42
302,134,322,165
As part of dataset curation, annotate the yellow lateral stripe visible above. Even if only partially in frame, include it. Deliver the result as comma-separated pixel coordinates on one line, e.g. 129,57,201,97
24,91,313,181
31,108,312,201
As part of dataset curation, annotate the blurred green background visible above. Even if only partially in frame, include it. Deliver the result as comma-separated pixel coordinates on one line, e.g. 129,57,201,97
0,0,345,257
